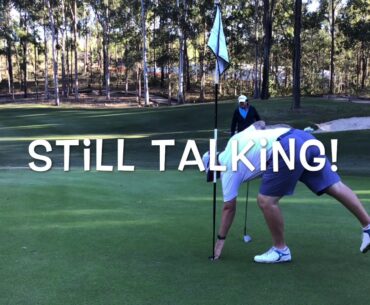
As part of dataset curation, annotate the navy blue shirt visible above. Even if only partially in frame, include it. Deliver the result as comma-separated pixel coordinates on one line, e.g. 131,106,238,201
231,105,261,136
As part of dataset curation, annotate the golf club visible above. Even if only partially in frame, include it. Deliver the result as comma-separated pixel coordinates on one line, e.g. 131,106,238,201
243,182,252,243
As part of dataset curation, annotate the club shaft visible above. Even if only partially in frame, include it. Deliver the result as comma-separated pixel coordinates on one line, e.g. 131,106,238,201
244,182,250,236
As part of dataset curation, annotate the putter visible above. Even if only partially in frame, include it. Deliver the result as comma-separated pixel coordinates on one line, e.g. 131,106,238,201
243,182,252,243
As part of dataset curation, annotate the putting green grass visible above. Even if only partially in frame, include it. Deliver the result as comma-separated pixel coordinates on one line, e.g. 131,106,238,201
0,170,369,305
0,98,370,305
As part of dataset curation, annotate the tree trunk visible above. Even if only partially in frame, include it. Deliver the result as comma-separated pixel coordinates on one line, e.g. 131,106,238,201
137,66,142,105
153,10,157,82
84,9,88,76
34,43,39,100
61,0,67,97
66,35,70,95
70,39,73,94
261,0,275,100
168,72,172,105
46,0,60,106
43,20,49,100
177,0,185,104
160,65,164,88
98,41,102,95
254,0,260,99
73,0,79,101
185,38,191,92
125,65,129,93
329,0,335,94
141,0,149,106
6,37,15,100
101,7,110,100
21,12,28,98
361,42,367,90
200,25,206,102
88,44,93,88
292,0,302,109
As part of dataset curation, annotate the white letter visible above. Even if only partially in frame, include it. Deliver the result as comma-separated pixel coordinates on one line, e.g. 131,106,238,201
300,139,326,171
231,140,255,172
117,139,135,171
152,139,175,171
28,140,52,172
56,140,79,171
209,139,226,172
83,139,91,171
272,139,295,172
178,140,203,171
96,139,113,172
260,138,268,171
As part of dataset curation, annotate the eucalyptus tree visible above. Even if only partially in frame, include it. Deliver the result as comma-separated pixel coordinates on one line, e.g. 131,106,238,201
223,0,255,96
45,0,60,105
0,0,15,99
13,0,35,97
292,0,302,109
260,0,276,100
141,0,149,106
176,0,186,104
340,0,370,90
71,0,79,100
152,0,178,102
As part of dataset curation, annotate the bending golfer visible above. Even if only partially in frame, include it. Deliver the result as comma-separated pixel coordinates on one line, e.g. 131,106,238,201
203,121,370,263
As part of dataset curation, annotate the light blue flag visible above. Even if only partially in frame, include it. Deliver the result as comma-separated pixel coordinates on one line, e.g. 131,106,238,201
207,4,230,77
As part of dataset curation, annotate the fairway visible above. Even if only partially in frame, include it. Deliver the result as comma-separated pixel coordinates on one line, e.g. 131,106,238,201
1,98,370,305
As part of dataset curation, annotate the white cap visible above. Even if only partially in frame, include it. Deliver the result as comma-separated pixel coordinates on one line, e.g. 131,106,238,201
238,95,248,103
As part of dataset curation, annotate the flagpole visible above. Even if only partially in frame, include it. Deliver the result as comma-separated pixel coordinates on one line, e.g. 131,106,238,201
212,61,219,260
207,0,229,260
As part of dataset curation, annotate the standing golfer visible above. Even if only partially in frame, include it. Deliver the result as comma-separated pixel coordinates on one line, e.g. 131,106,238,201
203,121,370,263
230,95,261,136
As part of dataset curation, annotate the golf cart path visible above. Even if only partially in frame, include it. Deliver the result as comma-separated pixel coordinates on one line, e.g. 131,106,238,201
314,117,370,133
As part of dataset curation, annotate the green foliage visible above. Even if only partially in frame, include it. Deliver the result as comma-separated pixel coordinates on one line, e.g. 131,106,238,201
0,0,368,99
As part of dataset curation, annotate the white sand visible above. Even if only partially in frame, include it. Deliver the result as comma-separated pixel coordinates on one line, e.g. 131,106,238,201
314,117,370,133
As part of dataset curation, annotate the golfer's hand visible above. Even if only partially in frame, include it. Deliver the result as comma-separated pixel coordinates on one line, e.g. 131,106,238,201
214,239,225,260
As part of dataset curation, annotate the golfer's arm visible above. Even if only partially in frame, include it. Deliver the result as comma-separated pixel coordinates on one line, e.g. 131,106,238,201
218,198,237,238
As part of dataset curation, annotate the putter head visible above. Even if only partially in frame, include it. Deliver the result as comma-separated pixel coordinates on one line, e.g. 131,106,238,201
208,255,220,261
243,235,252,243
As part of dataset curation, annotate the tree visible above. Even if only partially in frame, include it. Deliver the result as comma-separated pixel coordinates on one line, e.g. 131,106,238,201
71,0,79,101
261,0,276,100
45,0,60,105
141,0,149,106
253,0,261,99
60,0,68,97
292,0,302,109
340,0,370,90
176,0,185,104
329,0,337,94
0,0,15,100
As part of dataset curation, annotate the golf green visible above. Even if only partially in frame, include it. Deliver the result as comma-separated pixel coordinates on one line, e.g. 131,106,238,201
0,170,369,305
0,98,369,304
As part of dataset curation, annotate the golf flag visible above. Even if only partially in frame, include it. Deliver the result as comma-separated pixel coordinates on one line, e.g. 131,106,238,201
207,4,230,79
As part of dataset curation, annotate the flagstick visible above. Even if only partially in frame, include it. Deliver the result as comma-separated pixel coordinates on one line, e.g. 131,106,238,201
212,63,219,260
208,0,229,261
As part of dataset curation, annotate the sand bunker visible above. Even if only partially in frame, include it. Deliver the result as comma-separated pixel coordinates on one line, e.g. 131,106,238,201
314,117,370,133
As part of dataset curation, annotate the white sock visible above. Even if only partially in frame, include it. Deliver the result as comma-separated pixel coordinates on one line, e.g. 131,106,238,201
274,246,289,252
363,224,370,231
